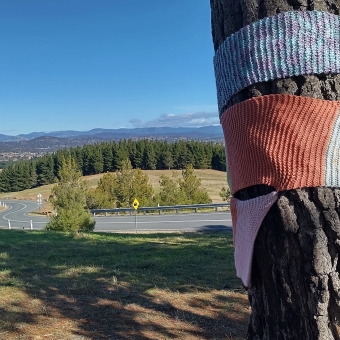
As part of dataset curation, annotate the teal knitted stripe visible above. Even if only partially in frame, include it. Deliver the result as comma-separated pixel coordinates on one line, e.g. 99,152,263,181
214,11,340,116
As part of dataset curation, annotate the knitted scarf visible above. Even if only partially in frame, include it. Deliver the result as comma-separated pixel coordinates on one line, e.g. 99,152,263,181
215,11,340,286
214,11,340,115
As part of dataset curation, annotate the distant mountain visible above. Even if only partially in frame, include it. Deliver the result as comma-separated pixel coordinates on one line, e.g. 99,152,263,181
0,126,224,156
1,125,223,141
0,134,25,142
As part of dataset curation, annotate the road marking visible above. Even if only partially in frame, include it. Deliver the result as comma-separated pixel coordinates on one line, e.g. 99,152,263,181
94,227,232,232
96,219,232,225
95,212,231,219
3,203,28,220
1,202,47,223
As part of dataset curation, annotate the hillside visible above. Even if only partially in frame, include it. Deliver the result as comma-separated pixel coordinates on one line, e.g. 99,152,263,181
0,169,228,207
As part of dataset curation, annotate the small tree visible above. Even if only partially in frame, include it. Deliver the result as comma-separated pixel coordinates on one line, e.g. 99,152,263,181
180,165,212,204
157,165,212,205
87,172,117,209
112,159,155,208
115,159,134,207
46,157,95,232
219,186,231,202
157,172,185,206
130,168,154,206
86,160,154,209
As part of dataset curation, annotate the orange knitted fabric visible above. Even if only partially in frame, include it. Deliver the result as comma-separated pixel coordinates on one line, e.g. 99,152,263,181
221,94,340,194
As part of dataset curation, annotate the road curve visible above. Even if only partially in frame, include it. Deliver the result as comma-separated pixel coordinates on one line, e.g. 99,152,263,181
0,200,232,233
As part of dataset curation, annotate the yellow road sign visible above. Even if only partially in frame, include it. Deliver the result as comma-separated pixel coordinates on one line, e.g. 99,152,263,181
133,198,139,210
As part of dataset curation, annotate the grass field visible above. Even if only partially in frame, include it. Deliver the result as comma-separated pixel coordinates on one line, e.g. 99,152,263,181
0,230,248,339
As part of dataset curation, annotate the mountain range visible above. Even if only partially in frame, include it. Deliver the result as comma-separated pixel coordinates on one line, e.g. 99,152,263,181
0,126,223,142
0,126,224,155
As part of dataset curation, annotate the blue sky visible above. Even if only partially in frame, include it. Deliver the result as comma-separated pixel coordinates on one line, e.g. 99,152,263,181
0,1,218,135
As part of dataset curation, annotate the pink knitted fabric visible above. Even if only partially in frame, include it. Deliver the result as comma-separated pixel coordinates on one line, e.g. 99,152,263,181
221,94,340,194
230,192,278,287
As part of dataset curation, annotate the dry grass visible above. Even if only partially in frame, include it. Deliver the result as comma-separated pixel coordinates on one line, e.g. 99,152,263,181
144,169,228,202
0,184,55,213
0,230,248,339
0,169,228,214
0,184,54,201
85,169,228,203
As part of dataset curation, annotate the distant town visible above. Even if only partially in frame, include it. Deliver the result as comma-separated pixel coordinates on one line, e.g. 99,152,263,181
0,151,40,162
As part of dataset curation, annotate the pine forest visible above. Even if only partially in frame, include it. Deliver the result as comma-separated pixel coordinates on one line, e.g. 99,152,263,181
0,139,226,193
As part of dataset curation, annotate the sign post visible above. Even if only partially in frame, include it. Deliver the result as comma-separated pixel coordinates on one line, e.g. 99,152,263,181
37,193,42,213
133,198,139,234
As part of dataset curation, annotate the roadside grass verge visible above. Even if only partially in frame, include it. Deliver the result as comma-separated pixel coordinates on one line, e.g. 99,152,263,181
0,230,248,339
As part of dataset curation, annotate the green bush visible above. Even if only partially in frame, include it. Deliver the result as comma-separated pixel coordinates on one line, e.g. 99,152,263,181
45,156,96,232
46,210,95,232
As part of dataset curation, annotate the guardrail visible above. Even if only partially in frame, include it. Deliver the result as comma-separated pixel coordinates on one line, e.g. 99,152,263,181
90,202,230,216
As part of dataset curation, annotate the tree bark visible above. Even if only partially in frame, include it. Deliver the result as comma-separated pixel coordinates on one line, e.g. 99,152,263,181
210,1,340,338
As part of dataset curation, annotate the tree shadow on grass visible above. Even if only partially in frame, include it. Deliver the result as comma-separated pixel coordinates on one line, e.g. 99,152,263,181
0,230,248,339
196,224,233,233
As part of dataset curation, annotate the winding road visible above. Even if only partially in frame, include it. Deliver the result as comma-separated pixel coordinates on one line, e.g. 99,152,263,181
0,200,232,233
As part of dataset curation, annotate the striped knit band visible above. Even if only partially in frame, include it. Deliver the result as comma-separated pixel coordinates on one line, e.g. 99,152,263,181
214,11,340,115
231,192,278,287
221,95,340,195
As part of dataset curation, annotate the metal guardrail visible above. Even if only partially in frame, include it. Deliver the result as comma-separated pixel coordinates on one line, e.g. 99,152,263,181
90,202,230,216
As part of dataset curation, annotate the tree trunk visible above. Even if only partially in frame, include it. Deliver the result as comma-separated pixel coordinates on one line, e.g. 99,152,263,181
210,1,340,338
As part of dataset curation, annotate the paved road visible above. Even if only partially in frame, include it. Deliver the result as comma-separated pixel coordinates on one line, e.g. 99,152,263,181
0,200,232,233
0,200,49,229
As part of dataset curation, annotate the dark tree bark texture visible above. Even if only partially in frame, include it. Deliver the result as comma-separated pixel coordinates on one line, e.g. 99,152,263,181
210,0,340,338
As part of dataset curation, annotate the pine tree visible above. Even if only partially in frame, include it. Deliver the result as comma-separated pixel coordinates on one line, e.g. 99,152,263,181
180,164,211,204
89,172,117,208
54,150,66,179
28,161,37,189
9,165,19,192
142,141,157,170
114,159,154,207
72,146,83,172
46,157,95,232
157,164,211,205
211,146,226,171
114,140,129,170
36,156,55,186
114,159,133,208
130,168,154,206
133,142,144,168
0,167,11,192
102,143,113,172
161,150,174,170
91,147,104,174
192,142,210,169
17,163,30,191
81,145,92,175
157,172,185,206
